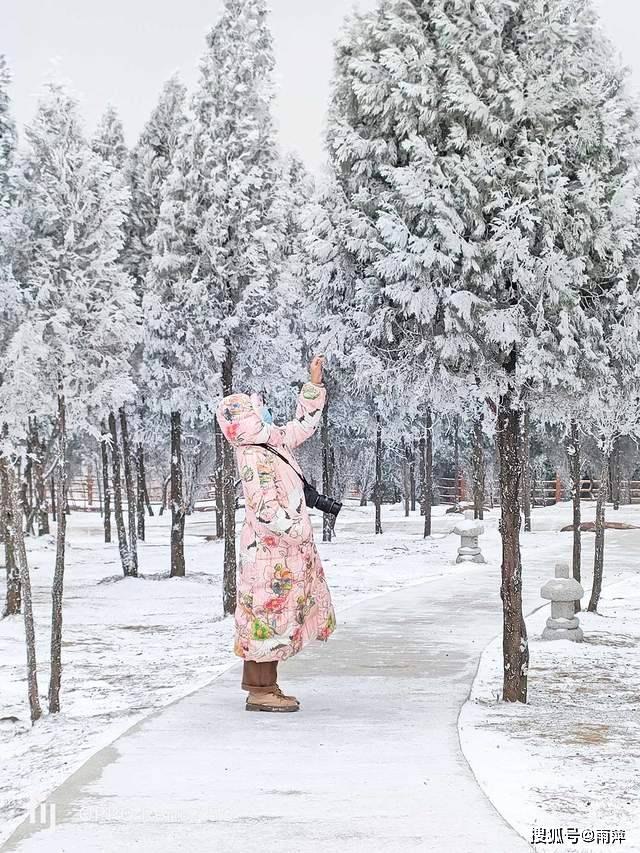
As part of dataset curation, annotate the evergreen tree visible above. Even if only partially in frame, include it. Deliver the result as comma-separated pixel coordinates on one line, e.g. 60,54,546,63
5,83,140,711
326,0,640,702
0,58,42,723
144,0,286,602
122,77,187,545
91,104,128,170
124,75,187,299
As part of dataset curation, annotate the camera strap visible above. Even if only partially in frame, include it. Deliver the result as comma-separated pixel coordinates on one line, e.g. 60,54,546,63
246,443,311,488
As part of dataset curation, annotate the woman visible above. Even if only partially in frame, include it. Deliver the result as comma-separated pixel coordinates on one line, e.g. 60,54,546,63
216,355,336,712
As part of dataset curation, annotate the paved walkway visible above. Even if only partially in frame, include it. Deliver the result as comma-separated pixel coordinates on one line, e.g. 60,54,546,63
3,568,530,853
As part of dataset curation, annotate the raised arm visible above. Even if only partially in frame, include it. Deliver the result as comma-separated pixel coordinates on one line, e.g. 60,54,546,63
280,381,326,450
238,446,313,546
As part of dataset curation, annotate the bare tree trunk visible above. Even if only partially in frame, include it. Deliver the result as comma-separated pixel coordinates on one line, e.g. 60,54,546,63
221,348,237,614
453,414,460,507
108,412,132,576
7,464,42,722
213,416,224,539
472,415,485,521
95,458,103,517
418,436,425,516
424,409,433,537
566,420,582,613
170,411,186,578
118,407,138,575
1,452,20,616
100,420,111,544
22,441,33,535
374,414,383,535
136,443,146,541
143,477,154,517
521,406,531,532
49,384,67,713
50,476,56,522
159,475,170,516
30,419,49,536
401,437,410,518
497,383,529,704
322,400,332,542
588,447,609,613
410,441,416,512
610,438,621,511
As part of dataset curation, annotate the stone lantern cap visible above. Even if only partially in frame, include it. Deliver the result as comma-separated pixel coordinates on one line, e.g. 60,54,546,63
453,510,484,537
540,561,585,602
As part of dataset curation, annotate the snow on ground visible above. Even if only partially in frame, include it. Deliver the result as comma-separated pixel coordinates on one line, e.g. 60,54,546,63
0,499,455,846
1,498,638,849
460,505,640,853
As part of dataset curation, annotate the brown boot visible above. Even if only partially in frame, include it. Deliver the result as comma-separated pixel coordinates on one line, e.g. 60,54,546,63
273,684,300,706
246,691,299,713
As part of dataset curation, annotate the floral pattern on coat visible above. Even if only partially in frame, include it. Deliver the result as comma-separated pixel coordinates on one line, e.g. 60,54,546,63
216,382,336,662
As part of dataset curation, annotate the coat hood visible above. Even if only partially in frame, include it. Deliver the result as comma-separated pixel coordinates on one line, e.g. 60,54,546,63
217,392,284,448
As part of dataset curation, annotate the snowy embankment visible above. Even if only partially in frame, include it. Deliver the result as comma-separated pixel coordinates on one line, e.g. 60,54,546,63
460,504,640,852
0,501,455,846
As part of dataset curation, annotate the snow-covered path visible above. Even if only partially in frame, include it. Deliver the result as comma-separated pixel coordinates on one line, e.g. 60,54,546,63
2,566,530,853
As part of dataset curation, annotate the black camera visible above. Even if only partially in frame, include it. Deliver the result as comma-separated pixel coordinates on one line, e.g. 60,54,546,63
304,482,342,516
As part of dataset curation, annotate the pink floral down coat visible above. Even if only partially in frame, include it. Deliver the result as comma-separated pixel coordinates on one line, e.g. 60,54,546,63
216,382,336,662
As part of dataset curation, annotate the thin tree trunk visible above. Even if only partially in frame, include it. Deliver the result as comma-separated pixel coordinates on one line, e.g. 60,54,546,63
410,441,416,512
566,420,582,613
221,348,237,614
7,464,42,723
424,409,433,537
23,439,33,535
610,438,621,511
588,447,609,613
170,411,186,578
497,385,529,704
30,419,49,536
95,458,103,517
136,443,146,541
374,414,383,535
401,438,410,518
453,415,460,506
213,416,224,539
1,452,20,616
159,475,170,516
143,477,154,517
418,436,425,516
100,420,111,543
50,477,56,522
322,400,332,542
521,407,531,532
108,412,132,576
48,385,67,713
472,415,485,521
118,407,138,575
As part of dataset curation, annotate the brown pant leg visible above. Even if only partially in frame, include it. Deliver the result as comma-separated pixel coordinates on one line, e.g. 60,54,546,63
241,660,278,694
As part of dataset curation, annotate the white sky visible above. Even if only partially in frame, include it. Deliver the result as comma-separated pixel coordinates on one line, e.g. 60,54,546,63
2,0,639,173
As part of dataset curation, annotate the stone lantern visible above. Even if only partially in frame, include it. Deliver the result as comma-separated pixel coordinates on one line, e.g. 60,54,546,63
540,561,584,641
452,510,486,564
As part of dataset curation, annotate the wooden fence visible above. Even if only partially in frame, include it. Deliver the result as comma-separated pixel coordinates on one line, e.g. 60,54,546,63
62,473,640,513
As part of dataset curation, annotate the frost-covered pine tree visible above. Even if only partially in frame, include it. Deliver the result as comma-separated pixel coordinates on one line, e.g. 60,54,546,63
5,82,140,711
0,55,22,618
124,75,186,298
326,0,640,702
144,0,286,604
122,77,187,543
91,104,142,565
0,58,42,723
91,104,128,170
